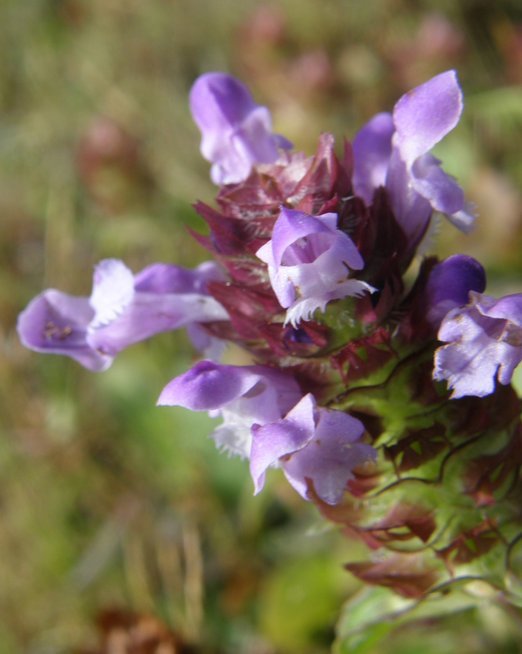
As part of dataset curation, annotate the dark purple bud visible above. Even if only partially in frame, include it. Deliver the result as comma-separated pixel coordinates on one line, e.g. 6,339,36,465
425,254,486,327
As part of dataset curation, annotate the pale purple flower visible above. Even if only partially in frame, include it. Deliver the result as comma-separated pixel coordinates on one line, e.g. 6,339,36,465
433,291,522,398
256,207,374,326
17,290,108,371
250,393,375,505
190,72,292,185
353,70,475,244
17,259,229,371
425,254,486,327
157,360,302,458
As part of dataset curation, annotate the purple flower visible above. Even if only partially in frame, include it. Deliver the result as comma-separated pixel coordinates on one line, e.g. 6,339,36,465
433,291,522,398
250,393,376,505
157,360,302,457
256,207,374,326
17,259,229,371
424,254,486,327
190,72,292,185
353,70,475,245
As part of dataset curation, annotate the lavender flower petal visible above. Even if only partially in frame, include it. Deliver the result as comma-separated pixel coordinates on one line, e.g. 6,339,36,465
86,260,228,355
392,70,462,163
157,360,262,410
353,70,475,243
17,259,229,369
391,71,475,238
434,291,522,397
134,261,225,294
256,207,374,326
17,290,110,372
250,393,317,493
410,154,465,213
352,112,394,205
190,72,291,185
89,259,135,329
251,394,375,505
158,360,302,458
87,292,227,357
479,294,522,325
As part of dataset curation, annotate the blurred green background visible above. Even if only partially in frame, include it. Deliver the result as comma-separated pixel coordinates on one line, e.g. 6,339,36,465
1,0,521,652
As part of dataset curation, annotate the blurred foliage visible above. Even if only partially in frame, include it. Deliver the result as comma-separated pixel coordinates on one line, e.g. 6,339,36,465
0,0,521,652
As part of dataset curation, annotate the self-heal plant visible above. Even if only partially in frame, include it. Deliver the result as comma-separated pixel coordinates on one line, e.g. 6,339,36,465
18,69,522,648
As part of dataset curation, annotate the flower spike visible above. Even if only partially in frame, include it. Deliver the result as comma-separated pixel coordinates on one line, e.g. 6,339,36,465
17,67,522,620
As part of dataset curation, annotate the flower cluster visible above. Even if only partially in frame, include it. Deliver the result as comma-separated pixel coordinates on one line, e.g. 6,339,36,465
18,70,522,601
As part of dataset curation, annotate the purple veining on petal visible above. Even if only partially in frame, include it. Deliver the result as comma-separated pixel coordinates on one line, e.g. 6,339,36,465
190,72,292,185
433,291,522,398
425,254,486,327
251,394,375,504
17,259,229,370
256,207,374,326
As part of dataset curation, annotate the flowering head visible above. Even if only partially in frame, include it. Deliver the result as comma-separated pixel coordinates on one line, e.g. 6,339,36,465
17,68,522,616
190,72,292,185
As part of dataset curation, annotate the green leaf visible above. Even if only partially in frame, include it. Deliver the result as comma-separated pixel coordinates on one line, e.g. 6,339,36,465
334,581,482,654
